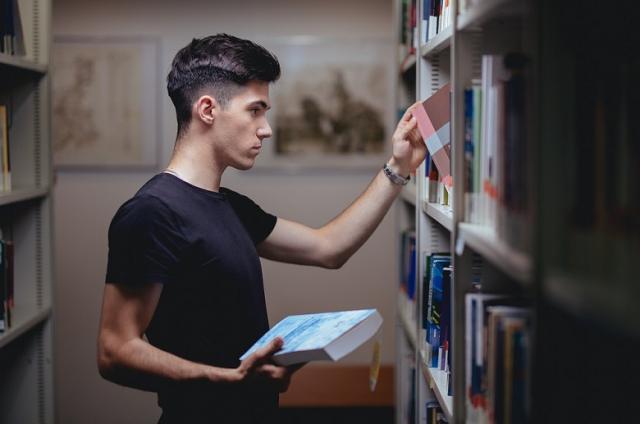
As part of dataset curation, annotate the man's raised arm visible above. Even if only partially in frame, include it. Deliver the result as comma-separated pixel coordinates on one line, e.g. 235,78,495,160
257,103,426,268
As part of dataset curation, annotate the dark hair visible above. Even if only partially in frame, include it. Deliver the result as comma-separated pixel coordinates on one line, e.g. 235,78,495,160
167,34,281,137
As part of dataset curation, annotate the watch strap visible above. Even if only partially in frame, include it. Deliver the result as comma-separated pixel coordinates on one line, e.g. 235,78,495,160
383,163,410,186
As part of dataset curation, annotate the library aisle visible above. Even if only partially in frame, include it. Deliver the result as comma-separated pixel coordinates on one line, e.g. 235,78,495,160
394,0,640,423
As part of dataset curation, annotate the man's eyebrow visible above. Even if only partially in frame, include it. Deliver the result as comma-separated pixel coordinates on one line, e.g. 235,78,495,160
248,100,271,110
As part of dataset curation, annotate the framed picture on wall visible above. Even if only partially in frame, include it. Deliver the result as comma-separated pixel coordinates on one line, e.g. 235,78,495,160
51,36,161,170
252,36,394,172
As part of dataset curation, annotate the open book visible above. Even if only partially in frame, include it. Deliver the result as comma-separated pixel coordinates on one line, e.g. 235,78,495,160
240,309,383,366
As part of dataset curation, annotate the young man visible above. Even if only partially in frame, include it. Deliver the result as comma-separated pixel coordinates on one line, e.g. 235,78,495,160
97,34,425,423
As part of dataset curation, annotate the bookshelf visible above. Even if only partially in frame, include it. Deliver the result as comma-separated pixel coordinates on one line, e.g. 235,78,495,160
0,0,54,423
397,0,640,422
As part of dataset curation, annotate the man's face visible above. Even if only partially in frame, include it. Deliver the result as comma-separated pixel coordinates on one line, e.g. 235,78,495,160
212,80,272,170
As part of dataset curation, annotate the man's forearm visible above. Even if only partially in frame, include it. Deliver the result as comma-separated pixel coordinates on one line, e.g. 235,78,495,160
318,159,405,268
98,336,238,392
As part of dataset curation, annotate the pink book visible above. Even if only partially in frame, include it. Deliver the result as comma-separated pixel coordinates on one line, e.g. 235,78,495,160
412,83,452,187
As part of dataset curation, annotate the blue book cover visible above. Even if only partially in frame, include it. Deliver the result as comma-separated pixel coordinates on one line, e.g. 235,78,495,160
407,235,417,300
427,256,450,367
240,309,382,366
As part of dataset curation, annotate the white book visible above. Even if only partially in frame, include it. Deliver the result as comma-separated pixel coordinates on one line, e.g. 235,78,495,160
240,309,383,366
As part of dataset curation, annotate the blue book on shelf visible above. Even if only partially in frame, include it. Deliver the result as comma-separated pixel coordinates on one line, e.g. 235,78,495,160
240,309,383,366
407,236,417,300
427,256,450,367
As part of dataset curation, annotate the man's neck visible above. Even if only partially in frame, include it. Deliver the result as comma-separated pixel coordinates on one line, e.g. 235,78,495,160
166,135,225,192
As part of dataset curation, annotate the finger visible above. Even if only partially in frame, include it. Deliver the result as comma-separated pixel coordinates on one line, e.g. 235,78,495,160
252,337,284,363
400,101,421,122
397,116,418,141
409,126,424,145
257,364,288,381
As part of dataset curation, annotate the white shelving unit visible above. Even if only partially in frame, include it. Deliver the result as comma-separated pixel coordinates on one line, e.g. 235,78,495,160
457,223,532,285
419,25,452,58
420,351,453,422
456,0,526,31
0,0,54,422
422,201,453,232
0,53,48,74
395,0,535,423
400,184,417,206
398,0,640,422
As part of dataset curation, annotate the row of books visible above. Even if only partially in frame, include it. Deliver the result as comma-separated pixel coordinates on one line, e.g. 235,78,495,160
421,0,453,44
425,154,451,208
399,0,453,63
399,0,418,61
0,105,12,191
0,237,15,333
465,294,530,424
0,0,25,56
463,53,530,251
421,253,452,393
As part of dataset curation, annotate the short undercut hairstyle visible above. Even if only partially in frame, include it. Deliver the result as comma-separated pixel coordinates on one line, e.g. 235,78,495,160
167,33,281,137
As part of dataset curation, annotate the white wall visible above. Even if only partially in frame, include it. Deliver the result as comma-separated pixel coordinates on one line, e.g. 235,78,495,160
52,1,397,422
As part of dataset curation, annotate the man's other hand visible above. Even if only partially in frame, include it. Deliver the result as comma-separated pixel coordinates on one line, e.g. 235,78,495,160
234,337,305,393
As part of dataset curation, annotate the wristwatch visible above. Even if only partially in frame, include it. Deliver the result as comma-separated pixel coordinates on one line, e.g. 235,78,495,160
383,162,410,186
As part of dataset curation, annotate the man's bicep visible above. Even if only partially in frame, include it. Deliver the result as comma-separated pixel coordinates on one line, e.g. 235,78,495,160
99,282,163,341
257,218,330,267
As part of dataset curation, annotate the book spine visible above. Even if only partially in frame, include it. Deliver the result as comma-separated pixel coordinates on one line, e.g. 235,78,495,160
0,240,5,333
464,86,474,222
0,105,7,192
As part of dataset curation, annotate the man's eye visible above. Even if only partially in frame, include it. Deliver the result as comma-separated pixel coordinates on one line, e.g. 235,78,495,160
251,109,260,116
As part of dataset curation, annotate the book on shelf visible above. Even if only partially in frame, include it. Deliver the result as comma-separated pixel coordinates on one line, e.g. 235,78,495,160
462,53,530,253
400,229,417,302
240,309,383,366
422,0,452,44
425,400,448,423
0,238,14,333
0,105,11,191
413,82,452,193
0,239,5,332
400,0,418,59
465,294,531,424
423,253,451,372
0,0,25,56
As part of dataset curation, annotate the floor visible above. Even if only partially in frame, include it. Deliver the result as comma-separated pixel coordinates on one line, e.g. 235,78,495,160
279,407,395,424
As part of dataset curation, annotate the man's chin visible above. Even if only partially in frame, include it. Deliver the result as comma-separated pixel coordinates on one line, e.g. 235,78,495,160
231,160,256,171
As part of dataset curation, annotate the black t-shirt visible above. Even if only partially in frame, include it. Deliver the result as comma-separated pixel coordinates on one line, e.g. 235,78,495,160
105,173,278,423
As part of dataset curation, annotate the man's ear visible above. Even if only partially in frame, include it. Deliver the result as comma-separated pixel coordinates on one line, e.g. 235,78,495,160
194,95,217,126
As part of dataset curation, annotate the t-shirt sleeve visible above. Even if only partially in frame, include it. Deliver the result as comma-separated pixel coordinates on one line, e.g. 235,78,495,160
223,189,277,245
105,195,187,286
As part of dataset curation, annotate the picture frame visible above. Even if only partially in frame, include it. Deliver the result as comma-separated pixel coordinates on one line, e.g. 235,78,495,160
253,36,395,173
51,35,161,170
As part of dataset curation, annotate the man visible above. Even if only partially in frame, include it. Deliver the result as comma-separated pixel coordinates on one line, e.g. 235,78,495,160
97,34,425,423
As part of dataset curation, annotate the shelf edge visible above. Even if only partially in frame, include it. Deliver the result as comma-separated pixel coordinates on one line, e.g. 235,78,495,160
0,307,52,349
420,350,454,422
